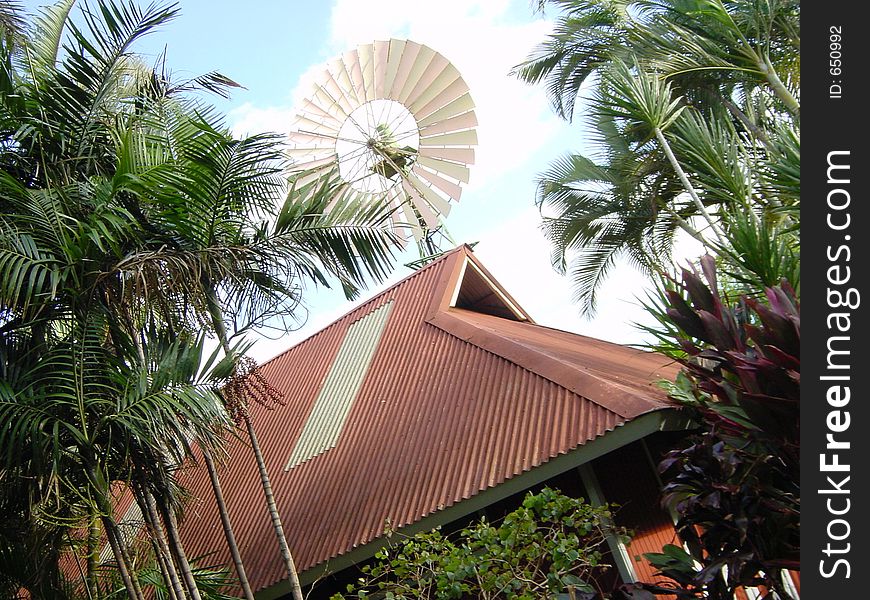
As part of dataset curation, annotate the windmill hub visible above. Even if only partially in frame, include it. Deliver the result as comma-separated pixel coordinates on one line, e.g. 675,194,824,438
335,99,420,193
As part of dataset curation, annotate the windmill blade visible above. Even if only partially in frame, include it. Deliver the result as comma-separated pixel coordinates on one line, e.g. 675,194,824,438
382,39,406,98
403,178,451,222
400,180,441,229
290,115,339,136
342,49,366,108
289,164,335,190
326,57,357,108
389,40,421,101
286,39,477,245
287,130,338,145
415,78,471,121
417,156,470,183
398,197,426,242
417,92,475,127
358,42,375,101
409,168,462,205
373,40,390,99
311,84,350,120
292,154,339,172
299,97,345,129
316,69,355,116
419,129,478,147
407,63,461,114
418,111,477,138
419,146,475,165
286,147,336,161
397,44,436,104
404,53,450,108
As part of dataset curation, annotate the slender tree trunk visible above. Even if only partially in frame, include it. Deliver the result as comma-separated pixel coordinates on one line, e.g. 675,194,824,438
121,532,147,600
144,520,180,600
709,0,799,117
722,97,771,148
243,412,304,600
68,530,94,600
202,445,257,600
657,202,714,248
86,511,101,598
205,290,304,600
758,55,800,116
653,126,728,246
156,494,204,600
87,462,142,600
142,491,185,600
101,515,145,600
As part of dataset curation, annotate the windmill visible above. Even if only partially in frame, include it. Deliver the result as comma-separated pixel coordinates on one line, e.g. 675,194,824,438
286,39,477,259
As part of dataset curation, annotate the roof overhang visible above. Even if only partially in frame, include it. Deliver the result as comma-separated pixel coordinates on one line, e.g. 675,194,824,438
256,408,692,599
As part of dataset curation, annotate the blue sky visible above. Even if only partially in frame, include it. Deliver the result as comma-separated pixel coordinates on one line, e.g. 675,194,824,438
26,0,698,361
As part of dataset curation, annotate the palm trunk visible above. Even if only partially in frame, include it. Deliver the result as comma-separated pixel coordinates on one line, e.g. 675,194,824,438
67,530,94,600
653,126,728,247
205,289,304,600
243,412,304,600
156,494,204,600
711,0,799,117
88,464,145,600
721,97,771,148
142,491,185,600
758,55,800,116
86,511,101,598
202,445,256,600
145,521,180,600
101,515,145,600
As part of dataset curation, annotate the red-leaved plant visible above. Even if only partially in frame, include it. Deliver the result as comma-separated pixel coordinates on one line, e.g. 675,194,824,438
640,256,799,600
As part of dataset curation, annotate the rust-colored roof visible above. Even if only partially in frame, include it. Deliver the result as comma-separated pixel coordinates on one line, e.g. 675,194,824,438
176,245,679,594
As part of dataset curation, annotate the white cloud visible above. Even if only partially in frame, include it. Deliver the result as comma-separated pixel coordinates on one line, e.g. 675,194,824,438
228,102,296,138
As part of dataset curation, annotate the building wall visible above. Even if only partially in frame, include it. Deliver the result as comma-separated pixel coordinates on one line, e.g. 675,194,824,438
592,438,681,589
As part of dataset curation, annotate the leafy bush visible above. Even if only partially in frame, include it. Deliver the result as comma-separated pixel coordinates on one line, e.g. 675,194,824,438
332,488,628,600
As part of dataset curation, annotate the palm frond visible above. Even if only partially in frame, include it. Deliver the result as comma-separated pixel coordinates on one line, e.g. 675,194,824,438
513,0,628,120
275,167,401,300
28,0,76,73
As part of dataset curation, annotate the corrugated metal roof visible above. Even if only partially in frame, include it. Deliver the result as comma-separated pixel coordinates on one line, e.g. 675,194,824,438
286,300,394,469
175,245,679,595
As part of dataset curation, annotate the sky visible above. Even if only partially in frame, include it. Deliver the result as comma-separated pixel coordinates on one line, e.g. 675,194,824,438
27,0,703,363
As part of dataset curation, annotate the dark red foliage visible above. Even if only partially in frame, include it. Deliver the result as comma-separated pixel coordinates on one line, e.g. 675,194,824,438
644,257,799,600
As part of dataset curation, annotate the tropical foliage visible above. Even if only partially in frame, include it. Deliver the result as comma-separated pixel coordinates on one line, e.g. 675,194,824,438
515,0,799,314
0,1,400,598
333,488,628,600
640,258,799,599
516,1,801,597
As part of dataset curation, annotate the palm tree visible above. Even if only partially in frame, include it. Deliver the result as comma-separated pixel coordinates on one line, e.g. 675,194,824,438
515,0,800,314
117,84,401,600
1,1,402,598
1,1,224,595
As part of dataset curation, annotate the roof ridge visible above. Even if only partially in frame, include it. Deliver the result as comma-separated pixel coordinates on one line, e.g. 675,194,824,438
501,318,664,356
